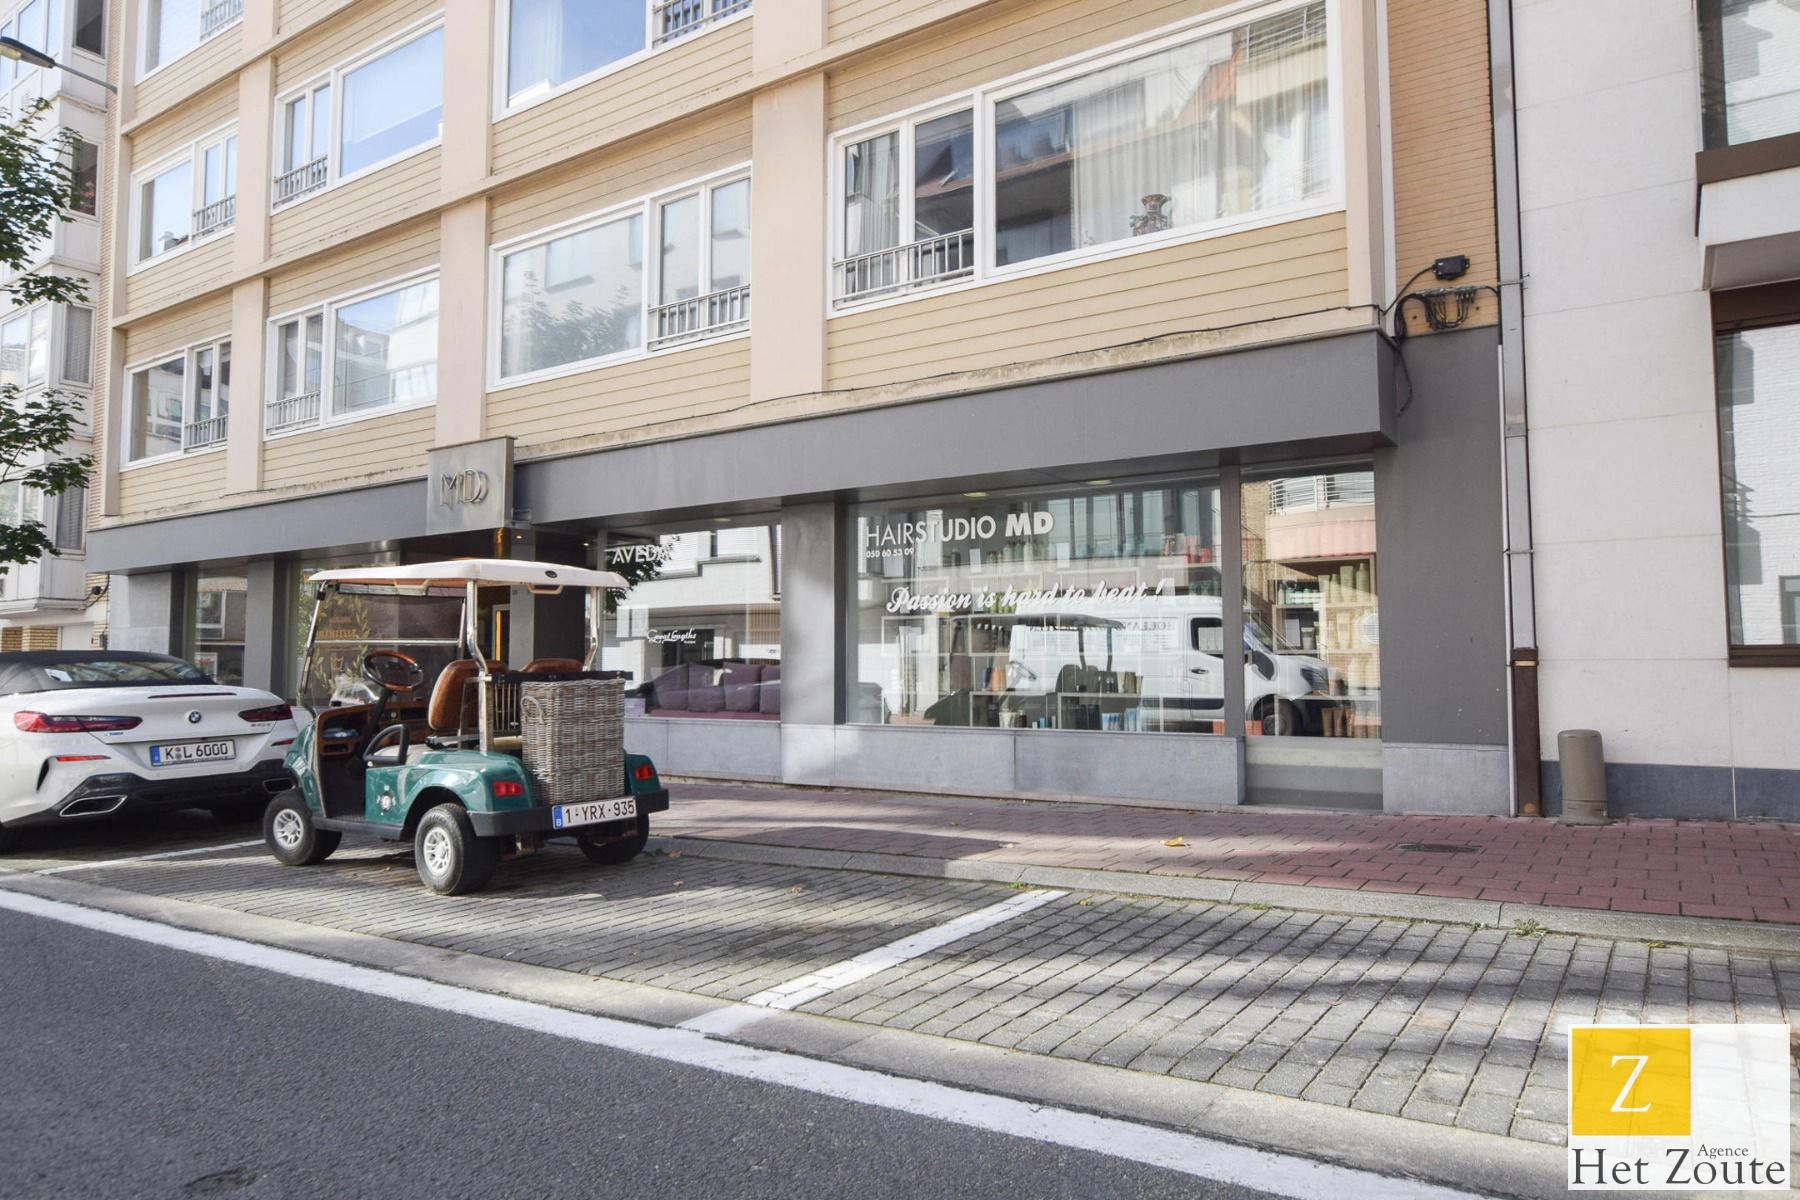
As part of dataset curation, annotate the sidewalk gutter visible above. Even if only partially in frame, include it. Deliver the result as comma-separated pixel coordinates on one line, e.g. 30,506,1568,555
650,836,1800,955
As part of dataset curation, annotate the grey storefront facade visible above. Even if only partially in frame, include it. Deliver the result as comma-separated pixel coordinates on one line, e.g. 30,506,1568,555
93,326,1513,814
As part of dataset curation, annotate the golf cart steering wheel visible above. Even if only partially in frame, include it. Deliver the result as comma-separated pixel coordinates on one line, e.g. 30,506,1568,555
361,649,424,694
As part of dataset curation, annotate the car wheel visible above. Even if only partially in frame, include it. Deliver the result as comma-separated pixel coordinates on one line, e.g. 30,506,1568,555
0,821,20,855
576,812,650,865
210,797,268,824
1259,699,1304,737
264,794,340,866
414,805,500,895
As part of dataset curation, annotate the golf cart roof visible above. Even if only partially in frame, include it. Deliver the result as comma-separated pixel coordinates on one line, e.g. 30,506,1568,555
306,559,627,591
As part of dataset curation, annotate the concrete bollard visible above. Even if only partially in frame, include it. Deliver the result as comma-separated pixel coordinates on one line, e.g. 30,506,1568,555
1558,729,1609,824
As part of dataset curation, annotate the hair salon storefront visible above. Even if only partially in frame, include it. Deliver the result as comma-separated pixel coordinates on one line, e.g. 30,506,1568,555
93,325,1512,814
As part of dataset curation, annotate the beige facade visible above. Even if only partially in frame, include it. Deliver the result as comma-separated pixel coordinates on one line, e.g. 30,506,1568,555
97,0,1500,528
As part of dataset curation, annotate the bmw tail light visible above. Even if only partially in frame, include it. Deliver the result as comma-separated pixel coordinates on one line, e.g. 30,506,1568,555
14,712,142,733
633,764,656,782
239,703,292,723
492,780,525,799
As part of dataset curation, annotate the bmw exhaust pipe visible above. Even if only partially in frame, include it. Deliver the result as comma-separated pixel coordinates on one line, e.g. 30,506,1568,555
61,795,127,817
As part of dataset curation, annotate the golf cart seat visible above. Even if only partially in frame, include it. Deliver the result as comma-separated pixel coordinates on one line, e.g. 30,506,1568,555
367,741,431,765
424,658,507,749
521,657,582,674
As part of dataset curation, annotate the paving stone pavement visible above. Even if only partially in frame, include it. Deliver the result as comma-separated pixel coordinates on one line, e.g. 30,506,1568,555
658,783,1800,923
23,833,1800,1149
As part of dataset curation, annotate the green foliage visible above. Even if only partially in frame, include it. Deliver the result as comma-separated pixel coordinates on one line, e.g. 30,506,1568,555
0,100,93,571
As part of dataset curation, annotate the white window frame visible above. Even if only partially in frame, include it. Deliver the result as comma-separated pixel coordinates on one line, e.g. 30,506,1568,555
825,0,1346,316
138,0,245,82
262,268,442,440
486,162,752,392
126,121,240,273
0,304,51,393
491,0,752,121
648,171,751,351
270,15,445,212
120,332,232,468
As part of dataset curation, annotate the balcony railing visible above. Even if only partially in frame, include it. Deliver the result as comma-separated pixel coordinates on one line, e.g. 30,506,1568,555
1268,473,1375,514
648,284,750,350
193,195,236,238
184,415,228,449
273,157,328,207
653,0,751,46
834,228,975,304
200,0,243,39
265,390,320,433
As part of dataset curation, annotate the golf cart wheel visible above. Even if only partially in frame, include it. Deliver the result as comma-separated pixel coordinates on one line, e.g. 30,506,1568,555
414,805,500,895
264,795,340,866
577,812,650,865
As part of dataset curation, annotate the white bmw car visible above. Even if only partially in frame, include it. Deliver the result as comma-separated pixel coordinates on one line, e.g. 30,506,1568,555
0,650,301,852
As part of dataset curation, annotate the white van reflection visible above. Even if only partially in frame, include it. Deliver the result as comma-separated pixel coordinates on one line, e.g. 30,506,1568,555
916,597,1335,735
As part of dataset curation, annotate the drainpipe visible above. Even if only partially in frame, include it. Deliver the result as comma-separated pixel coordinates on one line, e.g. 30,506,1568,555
1487,0,1540,815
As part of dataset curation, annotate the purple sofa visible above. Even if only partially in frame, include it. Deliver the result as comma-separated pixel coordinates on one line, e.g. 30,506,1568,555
643,662,780,720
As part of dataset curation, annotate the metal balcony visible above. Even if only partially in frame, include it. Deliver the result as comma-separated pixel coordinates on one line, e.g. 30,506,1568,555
273,158,328,207
200,0,242,39
648,284,750,350
264,390,320,434
653,0,751,46
193,195,235,238
183,415,228,449
834,228,975,304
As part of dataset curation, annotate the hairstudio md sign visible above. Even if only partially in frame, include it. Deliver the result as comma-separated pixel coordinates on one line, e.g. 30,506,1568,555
425,437,514,536
864,508,1056,560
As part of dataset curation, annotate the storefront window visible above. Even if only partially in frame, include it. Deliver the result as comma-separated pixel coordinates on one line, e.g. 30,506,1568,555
1717,321,1800,648
1240,468,1380,738
849,478,1224,732
190,573,246,685
601,523,782,719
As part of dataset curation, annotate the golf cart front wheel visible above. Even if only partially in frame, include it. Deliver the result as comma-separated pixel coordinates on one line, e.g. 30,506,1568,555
577,812,650,865
265,795,340,866
414,805,500,895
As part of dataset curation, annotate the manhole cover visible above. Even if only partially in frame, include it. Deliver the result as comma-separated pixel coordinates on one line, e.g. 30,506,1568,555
1393,842,1480,854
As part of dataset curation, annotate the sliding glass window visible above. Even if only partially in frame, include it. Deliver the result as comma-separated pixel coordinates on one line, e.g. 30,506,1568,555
499,212,644,378
1718,320,1800,651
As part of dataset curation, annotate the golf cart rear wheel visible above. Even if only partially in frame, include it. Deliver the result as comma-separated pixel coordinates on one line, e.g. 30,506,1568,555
264,795,340,866
414,805,500,895
577,812,650,865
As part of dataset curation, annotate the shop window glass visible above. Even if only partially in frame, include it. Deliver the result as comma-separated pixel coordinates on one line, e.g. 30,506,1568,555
338,27,443,178
1718,323,1800,646
190,573,246,685
1240,468,1379,738
506,0,645,106
332,278,438,416
601,523,782,719
993,3,1330,267
499,212,643,377
849,479,1229,732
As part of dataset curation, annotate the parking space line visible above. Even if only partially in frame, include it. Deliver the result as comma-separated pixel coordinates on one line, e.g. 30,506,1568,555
0,888,1486,1200
36,839,265,875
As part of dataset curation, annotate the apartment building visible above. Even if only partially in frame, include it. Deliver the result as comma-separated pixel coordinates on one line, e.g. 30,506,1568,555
0,0,107,651
91,0,1514,812
1513,0,1800,819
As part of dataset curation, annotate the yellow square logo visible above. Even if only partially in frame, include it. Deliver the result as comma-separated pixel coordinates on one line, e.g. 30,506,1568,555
1570,1026,1692,1137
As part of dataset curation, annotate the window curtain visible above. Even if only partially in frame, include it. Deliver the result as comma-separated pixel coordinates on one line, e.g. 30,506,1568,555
1068,47,1206,249
844,132,900,258
508,0,562,103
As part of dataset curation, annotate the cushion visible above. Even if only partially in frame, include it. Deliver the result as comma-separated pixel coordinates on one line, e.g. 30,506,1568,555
722,662,761,712
687,665,726,713
758,664,781,715
649,664,690,711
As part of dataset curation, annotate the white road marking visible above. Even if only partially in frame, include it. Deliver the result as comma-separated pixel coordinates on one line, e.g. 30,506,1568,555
36,839,264,875
0,888,1485,1200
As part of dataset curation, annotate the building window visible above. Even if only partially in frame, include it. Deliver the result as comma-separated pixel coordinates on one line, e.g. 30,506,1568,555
51,485,84,552
131,128,238,267
0,306,49,391
61,305,92,384
69,138,98,217
1241,468,1379,738
831,0,1336,306
503,0,750,109
601,523,782,718
848,477,1231,732
124,336,230,463
4,0,53,96
268,273,439,434
1699,0,1800,147
142,0,241,75
274,24,443,206
1717,320,1800,652
190,573,246,684
73,0,103,55
651,175,750,349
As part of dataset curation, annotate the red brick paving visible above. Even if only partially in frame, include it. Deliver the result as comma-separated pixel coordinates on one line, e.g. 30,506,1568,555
659,783,1800,926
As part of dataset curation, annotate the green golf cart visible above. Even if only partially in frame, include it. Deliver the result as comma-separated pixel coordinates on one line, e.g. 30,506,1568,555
262,559,670,895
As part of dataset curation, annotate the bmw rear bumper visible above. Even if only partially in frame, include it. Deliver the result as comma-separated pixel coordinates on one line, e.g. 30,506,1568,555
7,760,296,828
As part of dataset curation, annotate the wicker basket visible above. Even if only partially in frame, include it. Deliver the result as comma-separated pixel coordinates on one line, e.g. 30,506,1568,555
519,679,624,806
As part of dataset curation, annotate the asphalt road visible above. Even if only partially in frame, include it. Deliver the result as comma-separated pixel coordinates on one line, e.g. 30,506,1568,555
0,907,1280,1200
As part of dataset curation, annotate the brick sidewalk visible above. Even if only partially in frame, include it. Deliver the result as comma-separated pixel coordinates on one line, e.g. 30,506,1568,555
659,784,1800,924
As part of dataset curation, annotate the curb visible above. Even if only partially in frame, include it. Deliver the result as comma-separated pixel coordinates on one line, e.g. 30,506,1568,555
649,835,1800,954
